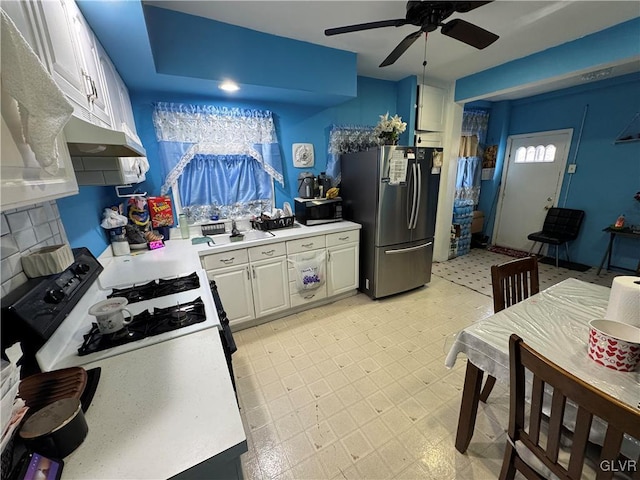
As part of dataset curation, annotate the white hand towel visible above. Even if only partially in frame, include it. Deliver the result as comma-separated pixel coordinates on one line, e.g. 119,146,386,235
1,9,73,175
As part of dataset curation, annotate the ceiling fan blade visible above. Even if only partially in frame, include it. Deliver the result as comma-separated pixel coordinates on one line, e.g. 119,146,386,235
453,1,493,13
379,29,423,67
325,19,407,36
440,18,498,49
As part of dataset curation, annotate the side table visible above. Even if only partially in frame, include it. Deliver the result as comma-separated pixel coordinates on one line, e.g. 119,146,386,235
596,227,640,275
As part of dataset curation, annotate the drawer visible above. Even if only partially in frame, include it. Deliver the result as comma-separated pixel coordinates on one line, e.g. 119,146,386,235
290,284,327,307
202,249,248,270
326,230,359,247
248,242,286,262
286,236,326,255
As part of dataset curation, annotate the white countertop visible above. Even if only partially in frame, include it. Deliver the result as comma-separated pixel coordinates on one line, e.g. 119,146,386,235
58,220,360,478
62,329,245,480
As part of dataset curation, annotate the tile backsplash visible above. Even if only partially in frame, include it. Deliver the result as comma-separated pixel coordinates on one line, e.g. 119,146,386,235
1,201,68,297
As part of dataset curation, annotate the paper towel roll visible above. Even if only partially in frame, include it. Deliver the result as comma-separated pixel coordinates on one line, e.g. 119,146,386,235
605,276,640,327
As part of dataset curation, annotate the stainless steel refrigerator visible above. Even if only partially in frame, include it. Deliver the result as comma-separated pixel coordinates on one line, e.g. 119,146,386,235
340,146,441,299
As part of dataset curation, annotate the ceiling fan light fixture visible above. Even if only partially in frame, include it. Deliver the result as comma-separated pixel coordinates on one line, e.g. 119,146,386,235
219,81,240,92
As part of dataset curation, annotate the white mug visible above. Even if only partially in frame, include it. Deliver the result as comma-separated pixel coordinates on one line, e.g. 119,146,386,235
88,297,132,334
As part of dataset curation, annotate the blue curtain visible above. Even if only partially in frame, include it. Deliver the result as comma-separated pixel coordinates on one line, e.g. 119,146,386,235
179,154,271,206
455,109,490,204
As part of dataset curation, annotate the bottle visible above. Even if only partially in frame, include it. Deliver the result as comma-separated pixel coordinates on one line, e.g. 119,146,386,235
614,214,625,228
179,214,190,239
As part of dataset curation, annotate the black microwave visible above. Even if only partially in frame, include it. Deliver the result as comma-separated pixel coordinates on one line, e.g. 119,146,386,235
294,197,342,225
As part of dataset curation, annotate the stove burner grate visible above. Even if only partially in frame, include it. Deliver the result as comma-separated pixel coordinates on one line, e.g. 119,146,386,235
78,297,206,356
107,272,200,304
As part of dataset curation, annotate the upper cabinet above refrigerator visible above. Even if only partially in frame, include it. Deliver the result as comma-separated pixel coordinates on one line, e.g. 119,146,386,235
416,84,446,132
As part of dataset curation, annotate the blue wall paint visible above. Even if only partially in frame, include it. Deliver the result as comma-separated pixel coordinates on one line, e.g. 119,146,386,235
456,18,640,102
57,187,120,257
478,73,640,269
144,5,357,98
131,76,402,211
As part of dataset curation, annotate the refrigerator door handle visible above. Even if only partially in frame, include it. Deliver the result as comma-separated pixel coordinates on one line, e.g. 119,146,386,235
385,242,433,254
408,163,418,229
411,163,423,229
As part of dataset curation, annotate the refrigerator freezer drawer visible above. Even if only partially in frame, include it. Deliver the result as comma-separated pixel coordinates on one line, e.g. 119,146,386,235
370,241,433,299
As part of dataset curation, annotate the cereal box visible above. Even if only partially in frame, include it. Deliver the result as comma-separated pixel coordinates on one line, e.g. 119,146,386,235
147,196,174,228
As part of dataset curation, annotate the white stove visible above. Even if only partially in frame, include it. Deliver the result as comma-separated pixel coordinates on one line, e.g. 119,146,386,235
36,268,220,372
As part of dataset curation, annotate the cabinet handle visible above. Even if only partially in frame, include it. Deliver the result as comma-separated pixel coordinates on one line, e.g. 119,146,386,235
91,78,98,101
339,236,349,241
328,251,331,262
262,249,275,256
81,70,93,102
252,266,256,279
220,257,235,264
303,293,316,299
301,243,314,248
246,267,250,280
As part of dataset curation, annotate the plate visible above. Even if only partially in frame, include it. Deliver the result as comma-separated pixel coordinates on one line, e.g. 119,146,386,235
283,202,293,217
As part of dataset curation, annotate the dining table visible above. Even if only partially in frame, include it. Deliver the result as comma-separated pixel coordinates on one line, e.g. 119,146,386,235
445,278,640,456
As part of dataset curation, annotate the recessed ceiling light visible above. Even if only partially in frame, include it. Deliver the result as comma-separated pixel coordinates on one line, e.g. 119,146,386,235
580,68,613,82
219,81,240,92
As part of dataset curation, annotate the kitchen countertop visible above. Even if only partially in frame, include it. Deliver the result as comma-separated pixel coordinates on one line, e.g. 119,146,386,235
98,221,361,287
62,329,245,480
59,220,360,479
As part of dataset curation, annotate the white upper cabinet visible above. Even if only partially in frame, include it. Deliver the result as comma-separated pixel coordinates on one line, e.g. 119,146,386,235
29,0,138,137
416,84,446,132
1,2,44,58
31,0,88,120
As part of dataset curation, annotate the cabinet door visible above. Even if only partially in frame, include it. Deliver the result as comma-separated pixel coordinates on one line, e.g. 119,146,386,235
417,84,446,132
2,2,45,59
97,44,124,132
206,265,254,325
327,243,359,296
32,0,88,118
116,75,140,142
251,257,290,318
66,2,110,127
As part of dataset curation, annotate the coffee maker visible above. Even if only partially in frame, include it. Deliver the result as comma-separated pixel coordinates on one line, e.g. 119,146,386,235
297,172,315,199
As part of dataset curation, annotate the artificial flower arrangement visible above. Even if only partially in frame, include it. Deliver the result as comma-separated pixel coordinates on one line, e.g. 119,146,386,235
374,112,407,145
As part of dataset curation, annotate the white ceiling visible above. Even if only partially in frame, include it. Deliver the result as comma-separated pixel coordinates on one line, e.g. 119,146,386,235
147,0,640,98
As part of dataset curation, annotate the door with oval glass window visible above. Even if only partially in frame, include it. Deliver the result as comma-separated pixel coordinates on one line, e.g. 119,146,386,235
493,129,573,252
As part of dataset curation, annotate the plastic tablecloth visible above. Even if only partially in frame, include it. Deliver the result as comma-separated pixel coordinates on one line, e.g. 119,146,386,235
445,278,639,455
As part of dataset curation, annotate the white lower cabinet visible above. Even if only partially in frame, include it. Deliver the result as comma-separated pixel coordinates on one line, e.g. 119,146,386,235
202,229,359,328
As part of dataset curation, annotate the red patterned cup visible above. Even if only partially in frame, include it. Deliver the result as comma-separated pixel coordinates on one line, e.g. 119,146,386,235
588,319,640,372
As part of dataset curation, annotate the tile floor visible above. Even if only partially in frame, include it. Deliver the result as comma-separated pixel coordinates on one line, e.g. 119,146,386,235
233,249,624,479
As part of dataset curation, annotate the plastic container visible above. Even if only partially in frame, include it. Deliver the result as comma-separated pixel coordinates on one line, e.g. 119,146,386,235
111,234,130,256
179,214,190,239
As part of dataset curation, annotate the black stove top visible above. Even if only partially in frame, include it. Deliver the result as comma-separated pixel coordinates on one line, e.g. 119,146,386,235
78,297,206,356
107,272,200,304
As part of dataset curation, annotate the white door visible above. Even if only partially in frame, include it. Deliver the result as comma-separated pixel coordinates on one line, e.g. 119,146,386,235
493,129,573,251
327,244,359,296
206,265,255,324
251,257,289,318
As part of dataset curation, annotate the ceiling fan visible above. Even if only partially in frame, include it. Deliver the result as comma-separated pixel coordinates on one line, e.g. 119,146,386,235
324,1,499,67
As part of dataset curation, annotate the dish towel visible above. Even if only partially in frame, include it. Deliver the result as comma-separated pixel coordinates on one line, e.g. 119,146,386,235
1,9,73,175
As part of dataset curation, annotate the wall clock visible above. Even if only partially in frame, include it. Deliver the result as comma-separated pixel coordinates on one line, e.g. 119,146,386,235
292,143,314,168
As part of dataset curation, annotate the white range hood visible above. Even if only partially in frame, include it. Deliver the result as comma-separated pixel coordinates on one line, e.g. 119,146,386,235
64,116,146,158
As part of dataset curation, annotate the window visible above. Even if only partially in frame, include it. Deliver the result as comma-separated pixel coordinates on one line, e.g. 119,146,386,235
514,144,557,163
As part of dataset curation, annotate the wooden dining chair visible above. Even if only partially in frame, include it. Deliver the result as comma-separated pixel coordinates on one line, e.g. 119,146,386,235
480,256,540,402
499,334,640,480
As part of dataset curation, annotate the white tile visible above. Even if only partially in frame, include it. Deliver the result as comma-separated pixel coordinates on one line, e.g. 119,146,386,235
14,228,38,251
1,234,19,260
4,272,28,293
1,214,9,236
34,223,53,243
43,202,56,221
28,206,48,226
6,211,32,233
1,253,23,280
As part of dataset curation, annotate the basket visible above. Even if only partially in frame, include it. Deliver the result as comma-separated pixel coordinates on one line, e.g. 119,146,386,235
251,216,295,231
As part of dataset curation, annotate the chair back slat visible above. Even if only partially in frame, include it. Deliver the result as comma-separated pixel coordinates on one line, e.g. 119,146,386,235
492,256,540,313
501,335,640,480
567,407,593,478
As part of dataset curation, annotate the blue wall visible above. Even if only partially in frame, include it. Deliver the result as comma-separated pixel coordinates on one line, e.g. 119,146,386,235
58,76,409,254
478,72,640,269
133,76,406,209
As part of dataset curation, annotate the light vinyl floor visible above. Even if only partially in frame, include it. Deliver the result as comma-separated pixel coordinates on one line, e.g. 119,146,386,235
233,249,624,479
